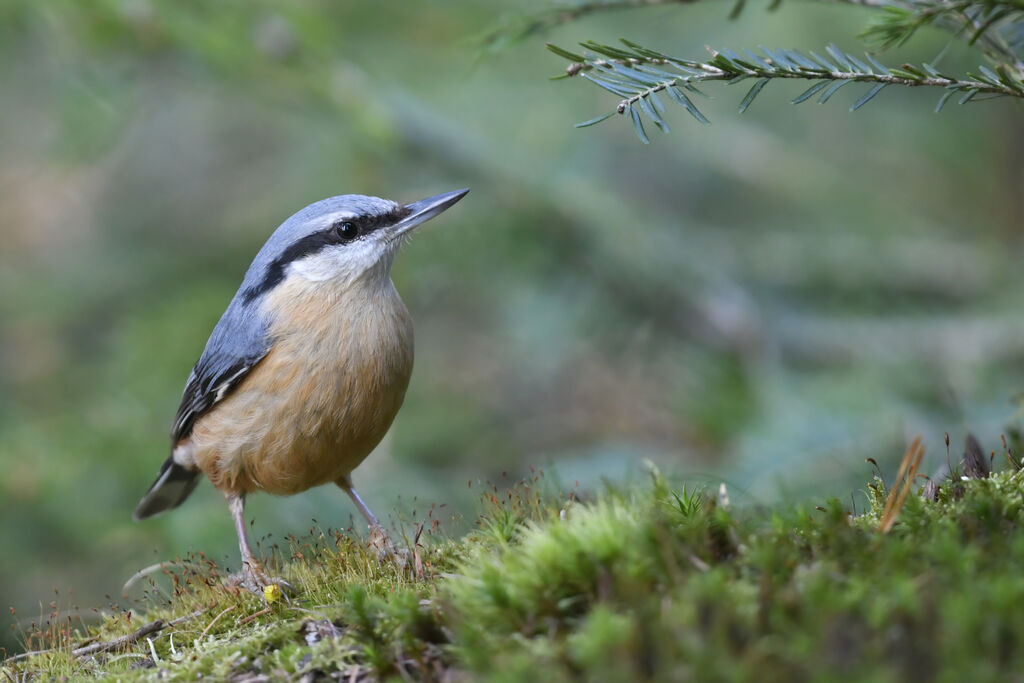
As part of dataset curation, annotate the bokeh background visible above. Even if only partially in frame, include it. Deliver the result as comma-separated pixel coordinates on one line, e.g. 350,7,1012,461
2,0,1022,652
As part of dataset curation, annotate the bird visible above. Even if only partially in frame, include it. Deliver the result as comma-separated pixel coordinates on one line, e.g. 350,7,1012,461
133,187,469,593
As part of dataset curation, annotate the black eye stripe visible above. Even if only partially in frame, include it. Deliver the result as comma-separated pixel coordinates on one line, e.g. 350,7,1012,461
239,206,414,304
241,232,335,303
335,206,412,239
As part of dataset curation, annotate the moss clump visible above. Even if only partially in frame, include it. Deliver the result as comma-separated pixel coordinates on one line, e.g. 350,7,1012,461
7,460,1024,681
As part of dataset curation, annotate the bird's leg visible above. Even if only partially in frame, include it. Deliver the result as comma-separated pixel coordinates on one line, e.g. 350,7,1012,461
339,476,382,528
229,494,263,582
337,476,404,565
227,494,293,596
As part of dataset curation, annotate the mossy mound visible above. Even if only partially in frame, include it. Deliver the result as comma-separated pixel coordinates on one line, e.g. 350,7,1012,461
7,460,1024,681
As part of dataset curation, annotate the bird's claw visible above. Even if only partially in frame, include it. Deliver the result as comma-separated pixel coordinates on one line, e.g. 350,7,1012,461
227,563,295,602
368,525,411,569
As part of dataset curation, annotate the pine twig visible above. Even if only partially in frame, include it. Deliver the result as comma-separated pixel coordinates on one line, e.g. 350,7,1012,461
481,0,896,49
550,40,1024,140
861,0,1024,68
480,0,705,49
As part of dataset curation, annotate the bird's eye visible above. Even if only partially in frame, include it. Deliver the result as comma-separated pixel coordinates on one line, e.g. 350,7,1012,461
334,221,359,241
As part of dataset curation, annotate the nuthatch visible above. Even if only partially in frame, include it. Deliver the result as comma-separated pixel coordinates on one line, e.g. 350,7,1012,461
134,188,469,592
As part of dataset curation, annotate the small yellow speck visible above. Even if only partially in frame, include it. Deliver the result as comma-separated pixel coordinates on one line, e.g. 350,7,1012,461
264,584,282,604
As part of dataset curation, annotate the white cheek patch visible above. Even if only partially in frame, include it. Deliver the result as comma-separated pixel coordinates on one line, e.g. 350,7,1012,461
291,250,340,282
290,241,389,285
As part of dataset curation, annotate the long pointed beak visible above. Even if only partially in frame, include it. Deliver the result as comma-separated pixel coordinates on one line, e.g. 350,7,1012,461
390,188,469,239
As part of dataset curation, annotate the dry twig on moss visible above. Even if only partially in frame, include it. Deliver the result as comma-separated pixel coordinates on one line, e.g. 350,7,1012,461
4,608,207,664
879,436,925,533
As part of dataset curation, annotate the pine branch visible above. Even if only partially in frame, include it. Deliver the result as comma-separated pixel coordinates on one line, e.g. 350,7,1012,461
478,0,703,50
484,0,1023,59
861,0,1024,66
550,40,1024,142
480,0,895,53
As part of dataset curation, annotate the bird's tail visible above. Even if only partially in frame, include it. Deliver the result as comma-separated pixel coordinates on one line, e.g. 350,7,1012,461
133,458,201,520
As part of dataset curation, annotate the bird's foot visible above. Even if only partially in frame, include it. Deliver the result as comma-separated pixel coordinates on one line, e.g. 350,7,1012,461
368,525,410,569
226,561,295,601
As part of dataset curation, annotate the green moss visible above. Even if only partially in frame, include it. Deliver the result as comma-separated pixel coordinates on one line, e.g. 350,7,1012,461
7,467,1024,681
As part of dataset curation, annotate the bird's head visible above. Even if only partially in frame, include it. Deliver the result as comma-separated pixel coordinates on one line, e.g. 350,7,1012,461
240,188,468,302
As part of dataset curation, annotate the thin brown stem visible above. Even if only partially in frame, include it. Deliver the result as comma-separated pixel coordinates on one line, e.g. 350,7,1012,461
4,609,207,664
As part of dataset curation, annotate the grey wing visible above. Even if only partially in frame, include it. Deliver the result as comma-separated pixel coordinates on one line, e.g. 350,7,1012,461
171,356,263,441
137,349,266,520
170,299,273,442
137,293,273,519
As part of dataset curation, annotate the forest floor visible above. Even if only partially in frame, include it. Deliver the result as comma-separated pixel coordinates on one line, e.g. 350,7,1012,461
5,437,1024,682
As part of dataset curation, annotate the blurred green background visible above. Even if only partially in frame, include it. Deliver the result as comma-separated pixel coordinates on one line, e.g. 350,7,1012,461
2,0,1022,652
